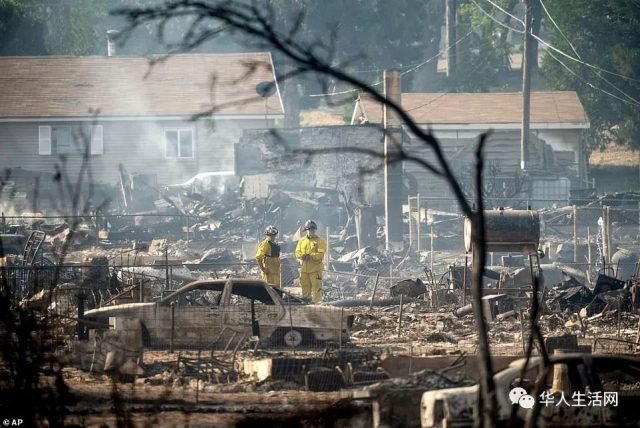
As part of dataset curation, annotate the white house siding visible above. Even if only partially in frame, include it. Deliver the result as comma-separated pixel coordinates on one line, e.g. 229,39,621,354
0,118,270,186
197,118,268,176
403,130,565,211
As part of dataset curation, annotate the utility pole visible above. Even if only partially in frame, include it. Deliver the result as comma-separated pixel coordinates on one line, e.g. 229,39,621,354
530,0,542,67
445,0,457,78
283,60,301,128
520,0,532,173
383,70,403,251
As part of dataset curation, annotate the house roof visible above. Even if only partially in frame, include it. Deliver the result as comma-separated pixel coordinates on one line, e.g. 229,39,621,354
355,91,589,129
0,53,284,119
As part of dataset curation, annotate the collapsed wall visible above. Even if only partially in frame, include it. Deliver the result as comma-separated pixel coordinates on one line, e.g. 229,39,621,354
236,125,387,206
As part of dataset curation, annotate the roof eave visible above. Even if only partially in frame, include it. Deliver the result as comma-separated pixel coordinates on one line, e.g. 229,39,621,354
413,122,590,131
0,114,285,123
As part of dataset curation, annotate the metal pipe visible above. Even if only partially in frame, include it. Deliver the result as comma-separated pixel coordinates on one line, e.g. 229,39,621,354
170,302,175,353
573,205,578,263
186,215,190,250
165,248,169,290
140,273,144,303
409,346,413,375
339,307,344,349
496,310,517,320
196,349,201,403
369,272,380,310
76,291,87,340
397,293,404,336
417,193,421,253
454,304,473,318
408,195,413,250
430,224,434,272
519,310,527,355
587,226,592,285
606,206,612,263
463,255,468,306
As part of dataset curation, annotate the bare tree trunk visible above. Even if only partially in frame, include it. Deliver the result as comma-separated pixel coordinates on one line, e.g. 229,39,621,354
471,135,498,428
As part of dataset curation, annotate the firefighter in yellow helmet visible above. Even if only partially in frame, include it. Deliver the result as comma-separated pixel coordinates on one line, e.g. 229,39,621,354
256,225,281,286
295,220,326,304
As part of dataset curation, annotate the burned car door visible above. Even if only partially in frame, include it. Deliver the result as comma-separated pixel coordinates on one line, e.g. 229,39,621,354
221,282,285,341
154,288,224,347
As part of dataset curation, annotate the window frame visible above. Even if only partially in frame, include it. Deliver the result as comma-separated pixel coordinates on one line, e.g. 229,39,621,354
90,125,103,155
39,125,104,156
38,125,52,155
164,127,195,159
52,125,75,155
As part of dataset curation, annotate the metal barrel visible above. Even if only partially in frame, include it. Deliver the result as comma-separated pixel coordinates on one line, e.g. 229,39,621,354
464,209,540,253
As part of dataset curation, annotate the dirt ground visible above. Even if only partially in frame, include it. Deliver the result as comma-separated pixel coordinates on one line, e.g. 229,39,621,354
54,300,640,427
63,375,347,427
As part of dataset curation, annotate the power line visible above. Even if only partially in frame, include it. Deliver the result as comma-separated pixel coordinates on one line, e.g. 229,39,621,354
403,39,498,113
545,49,640,107
401,30,474,75
349,60,430,74
588,63,640,106
482,0,524,26
473,0,640,108
405,93,448,113
470,0,523,34
538,2,640,106
307,30,474,97
533,38,640,107
532,34,640,84
479,0,640,84
538,0,581,59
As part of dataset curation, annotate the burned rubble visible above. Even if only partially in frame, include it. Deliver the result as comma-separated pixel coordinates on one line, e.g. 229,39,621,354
1,166,640,428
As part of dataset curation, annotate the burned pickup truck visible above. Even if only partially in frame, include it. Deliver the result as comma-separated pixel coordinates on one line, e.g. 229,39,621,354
84,279,353,348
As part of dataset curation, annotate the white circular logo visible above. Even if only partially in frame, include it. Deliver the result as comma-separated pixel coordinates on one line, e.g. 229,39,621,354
509,387,527,405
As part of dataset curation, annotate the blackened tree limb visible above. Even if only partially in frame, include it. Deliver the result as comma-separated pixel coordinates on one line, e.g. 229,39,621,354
471,133,498,427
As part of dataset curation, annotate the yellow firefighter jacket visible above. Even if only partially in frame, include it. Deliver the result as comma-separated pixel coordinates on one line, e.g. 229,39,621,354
256,238,281,271
295,235,326,273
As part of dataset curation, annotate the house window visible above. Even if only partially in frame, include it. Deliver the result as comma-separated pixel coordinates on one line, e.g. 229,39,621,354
38,125,103,155
38,126,51,155
53,126,75,154
165,129,194,158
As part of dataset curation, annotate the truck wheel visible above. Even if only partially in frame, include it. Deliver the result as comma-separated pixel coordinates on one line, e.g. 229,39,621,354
273,328,313,348
284,329,304,347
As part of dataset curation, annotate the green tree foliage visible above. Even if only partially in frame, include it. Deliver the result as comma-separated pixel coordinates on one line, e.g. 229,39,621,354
45,0,108,55
1,0,445,92
540,0,640,149
0,0,47,54
268,0,444,91
453,0,518,92
0,0,107,55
